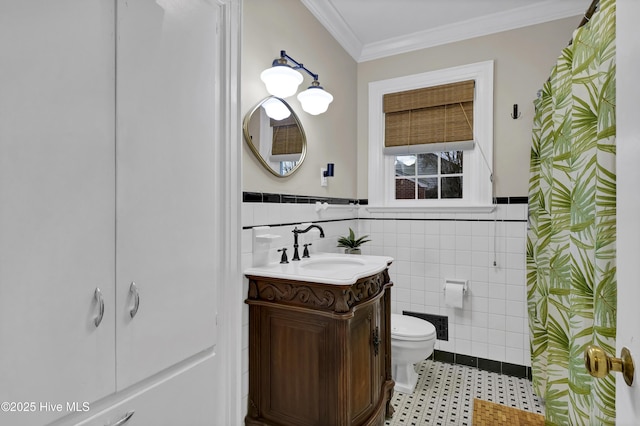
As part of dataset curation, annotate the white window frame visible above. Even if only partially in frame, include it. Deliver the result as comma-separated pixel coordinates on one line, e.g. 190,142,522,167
368,61,494,212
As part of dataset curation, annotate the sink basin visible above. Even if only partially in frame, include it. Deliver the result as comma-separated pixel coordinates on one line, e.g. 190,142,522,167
299,256,366,271
244,253,394,285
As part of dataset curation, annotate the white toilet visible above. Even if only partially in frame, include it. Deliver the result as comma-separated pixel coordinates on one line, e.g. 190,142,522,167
390,313,437,394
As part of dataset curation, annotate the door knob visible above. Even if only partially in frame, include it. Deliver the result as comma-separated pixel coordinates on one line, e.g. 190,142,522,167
584,345,634,386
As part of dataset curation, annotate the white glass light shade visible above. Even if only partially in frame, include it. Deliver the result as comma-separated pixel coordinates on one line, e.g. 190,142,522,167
297,87,334,115
396,155,416,166
261,98,291,120
260,66,303,98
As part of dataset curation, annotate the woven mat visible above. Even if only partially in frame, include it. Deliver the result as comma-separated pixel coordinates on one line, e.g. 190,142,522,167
473,398,544,426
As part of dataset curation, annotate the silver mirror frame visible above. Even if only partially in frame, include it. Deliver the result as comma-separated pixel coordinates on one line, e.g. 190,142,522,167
242,96,307,178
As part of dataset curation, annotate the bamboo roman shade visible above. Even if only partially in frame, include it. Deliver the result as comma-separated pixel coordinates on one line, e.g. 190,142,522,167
383,80,475,155
271,116,303,156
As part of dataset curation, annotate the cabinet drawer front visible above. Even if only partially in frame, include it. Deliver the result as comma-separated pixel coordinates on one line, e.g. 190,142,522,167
56,353,217,426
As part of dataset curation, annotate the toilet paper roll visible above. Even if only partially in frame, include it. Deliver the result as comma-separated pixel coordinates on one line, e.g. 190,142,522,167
445,282,464,308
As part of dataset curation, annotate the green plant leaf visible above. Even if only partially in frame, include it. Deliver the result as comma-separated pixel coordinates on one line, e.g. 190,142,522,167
336,227,370,248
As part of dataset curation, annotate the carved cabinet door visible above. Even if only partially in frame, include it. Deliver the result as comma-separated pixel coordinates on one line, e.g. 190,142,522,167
348,302,382,424
257,307,336,425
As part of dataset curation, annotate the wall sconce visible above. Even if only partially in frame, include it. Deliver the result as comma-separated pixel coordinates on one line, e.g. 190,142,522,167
321,163,334,187
260,50,333,115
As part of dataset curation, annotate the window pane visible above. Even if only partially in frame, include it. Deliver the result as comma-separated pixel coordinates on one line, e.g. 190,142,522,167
416,153,437,175
395,155,416,177
440,151,463,174
395,178,416,199
280,161,297,174
417,177,438,199
441,176,463,198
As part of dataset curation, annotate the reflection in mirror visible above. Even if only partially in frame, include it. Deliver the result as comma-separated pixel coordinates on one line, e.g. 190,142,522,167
243,96,306,177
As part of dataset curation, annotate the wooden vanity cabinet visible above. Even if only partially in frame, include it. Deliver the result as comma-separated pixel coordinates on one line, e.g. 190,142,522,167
245,267,394,426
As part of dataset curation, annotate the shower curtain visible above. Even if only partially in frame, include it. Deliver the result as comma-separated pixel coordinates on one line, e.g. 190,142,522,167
527,0,616,424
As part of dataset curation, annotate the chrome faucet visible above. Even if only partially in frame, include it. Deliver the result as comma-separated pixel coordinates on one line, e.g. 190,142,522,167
292,224,325,261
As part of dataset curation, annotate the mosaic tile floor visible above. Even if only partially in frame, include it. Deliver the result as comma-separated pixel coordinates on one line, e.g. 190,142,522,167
384,359,544,426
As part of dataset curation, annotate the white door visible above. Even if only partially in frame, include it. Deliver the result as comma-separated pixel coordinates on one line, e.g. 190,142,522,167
0,1,116,425
615,1,640,424
115,0,220,389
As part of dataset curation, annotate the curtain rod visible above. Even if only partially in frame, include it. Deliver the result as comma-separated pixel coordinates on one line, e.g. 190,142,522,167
578,0,600,28
568,0,599,45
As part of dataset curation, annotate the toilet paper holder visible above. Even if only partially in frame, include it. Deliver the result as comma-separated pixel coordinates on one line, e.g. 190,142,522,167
443,279,468,294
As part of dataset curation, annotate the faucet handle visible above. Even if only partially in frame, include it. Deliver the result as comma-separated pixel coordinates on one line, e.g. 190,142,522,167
302,243,312,258
277,248,289,264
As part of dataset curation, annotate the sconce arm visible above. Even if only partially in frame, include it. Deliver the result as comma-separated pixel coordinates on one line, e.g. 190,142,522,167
274,50,320,82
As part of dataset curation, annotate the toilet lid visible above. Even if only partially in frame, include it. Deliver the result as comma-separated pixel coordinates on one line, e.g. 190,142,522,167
391,314,437,341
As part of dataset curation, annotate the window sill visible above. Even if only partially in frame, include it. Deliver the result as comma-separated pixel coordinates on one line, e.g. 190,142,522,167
365,205,496,214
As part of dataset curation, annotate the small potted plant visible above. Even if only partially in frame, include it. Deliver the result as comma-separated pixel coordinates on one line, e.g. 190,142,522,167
337,227,371,254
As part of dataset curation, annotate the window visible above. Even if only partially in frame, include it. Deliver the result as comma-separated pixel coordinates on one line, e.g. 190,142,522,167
395,152,463,200
368,61,494,210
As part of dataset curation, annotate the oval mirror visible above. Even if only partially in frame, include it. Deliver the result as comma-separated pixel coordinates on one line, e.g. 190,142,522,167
243,96,306,177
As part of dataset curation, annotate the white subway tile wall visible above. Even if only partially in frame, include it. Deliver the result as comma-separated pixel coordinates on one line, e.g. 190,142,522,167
239,201,529,419
358,205,529,368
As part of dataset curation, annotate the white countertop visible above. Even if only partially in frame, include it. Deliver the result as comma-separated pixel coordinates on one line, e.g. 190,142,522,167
244,252,394,285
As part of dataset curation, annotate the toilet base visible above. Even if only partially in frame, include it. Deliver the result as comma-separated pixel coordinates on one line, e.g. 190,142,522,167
392,361,419,394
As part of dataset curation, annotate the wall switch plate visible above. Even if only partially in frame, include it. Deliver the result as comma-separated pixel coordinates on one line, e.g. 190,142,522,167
321,168,328,187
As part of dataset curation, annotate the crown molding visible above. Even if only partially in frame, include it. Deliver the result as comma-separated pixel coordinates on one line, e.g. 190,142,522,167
299,0,362,61
302,0,585,63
